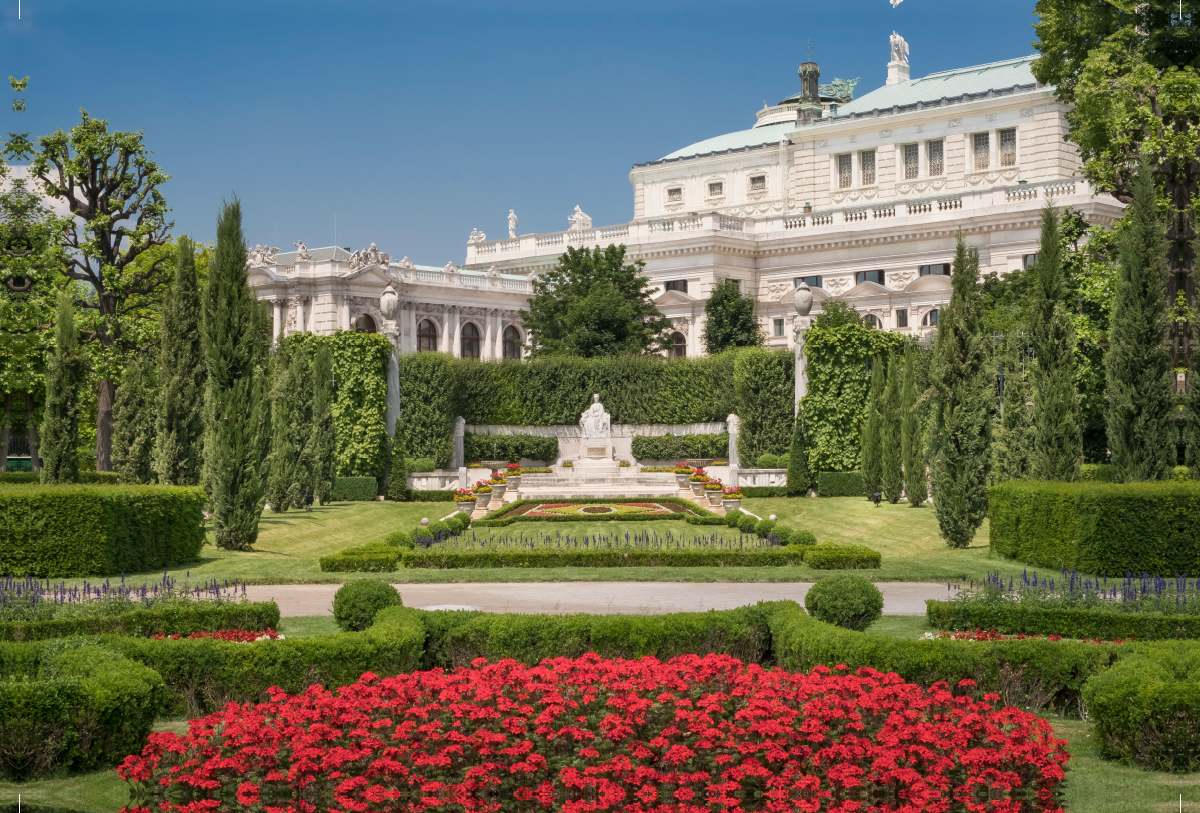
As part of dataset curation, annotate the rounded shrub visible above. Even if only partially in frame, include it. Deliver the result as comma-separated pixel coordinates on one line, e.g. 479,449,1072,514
444,514,467,533
724,511,742,528
333,580,403,632
788,529,818,546
414,524,434,546
385,531,415,549
1173,465,1191,482
426,519,453,539
754,519,777,538
804,575,883,631
756,453,780,469
736,514,758,534
409,457,437,473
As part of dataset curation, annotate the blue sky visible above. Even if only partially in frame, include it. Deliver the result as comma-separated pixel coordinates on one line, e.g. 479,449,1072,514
2,0,1039,265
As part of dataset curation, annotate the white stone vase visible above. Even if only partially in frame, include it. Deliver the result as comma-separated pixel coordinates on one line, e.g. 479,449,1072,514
674,473,691,488
689,481,706,496
705,490,723,506
722,498,742,511
456,500,477,515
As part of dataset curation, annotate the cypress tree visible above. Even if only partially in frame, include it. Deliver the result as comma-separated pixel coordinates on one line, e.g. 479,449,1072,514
930,236,992,548
1105,157,1175,482
860,357,884,498
264,349,296,513
387,419,409,501
901,348,927,507
880,356,903,503
202,199,266,550
287,343,315,509
786,403,815,496
153,236,206,486
993,365,1033,483
310,344,336,505
1029,205,1082,481
39,288,84,484
112,355,156,483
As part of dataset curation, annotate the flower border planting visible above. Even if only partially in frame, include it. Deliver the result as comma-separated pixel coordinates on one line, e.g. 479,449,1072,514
523,501,677,517
475,497,722,527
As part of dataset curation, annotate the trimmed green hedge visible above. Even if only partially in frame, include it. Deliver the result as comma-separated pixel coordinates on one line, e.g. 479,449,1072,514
410,489,456,502
399,548,804,569
332,476,378,501
0,601,280,643
464,434,558,464
926,600,1200,641
0,641,167,779
802,543,882,569
818,471,865,497
412,604,775,670
1083,645,1200,772
630,433,729,461
989,481,1200,575
1081,464,1114,482
473,497,722,528
740,486,790,498
0,485,205,577
0,472,122,485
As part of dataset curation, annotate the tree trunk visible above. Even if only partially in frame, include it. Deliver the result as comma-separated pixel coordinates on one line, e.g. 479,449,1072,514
96,377,115,471
26,392,39,473
0,393,9,472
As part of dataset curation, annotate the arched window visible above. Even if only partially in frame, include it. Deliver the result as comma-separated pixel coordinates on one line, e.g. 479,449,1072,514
922,309,939,327
417,319,438,352
864,314,881,329
460,323,481,358
354,314,377,334
503,326,522,359
670,331,687,358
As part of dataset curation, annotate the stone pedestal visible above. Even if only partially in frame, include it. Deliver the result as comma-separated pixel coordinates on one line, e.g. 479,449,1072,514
887,60,910,85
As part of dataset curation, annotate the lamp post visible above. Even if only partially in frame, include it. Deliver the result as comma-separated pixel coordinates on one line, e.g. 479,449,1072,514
793,282,814,415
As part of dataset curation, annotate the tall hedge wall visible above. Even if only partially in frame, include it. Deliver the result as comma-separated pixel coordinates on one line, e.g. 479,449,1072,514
989,481,1200,575
0,485,206,577
398,350,793,465
464,433,558,463
630,433,729,461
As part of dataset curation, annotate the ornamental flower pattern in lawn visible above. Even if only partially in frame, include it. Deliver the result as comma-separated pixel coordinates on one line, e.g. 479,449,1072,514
118,654,1068,812
152,629,283,642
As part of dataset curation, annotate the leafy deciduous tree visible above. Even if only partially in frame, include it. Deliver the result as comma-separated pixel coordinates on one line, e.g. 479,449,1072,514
702,280,764,354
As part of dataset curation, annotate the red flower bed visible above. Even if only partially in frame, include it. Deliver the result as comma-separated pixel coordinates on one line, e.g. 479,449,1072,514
119,654,1067,813
935,628,1131,645
151,629,281,643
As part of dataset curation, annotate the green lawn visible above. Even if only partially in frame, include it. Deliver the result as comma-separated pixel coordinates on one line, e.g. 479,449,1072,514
61,497,1040,587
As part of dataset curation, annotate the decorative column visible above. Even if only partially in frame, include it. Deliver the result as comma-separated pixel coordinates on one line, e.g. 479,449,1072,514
272,300,282,345
453,417,466,474
450,307,461,358
793,283,814,414
482,310,495,361
340,295,351,331
439,307,450,353
727,413,740,490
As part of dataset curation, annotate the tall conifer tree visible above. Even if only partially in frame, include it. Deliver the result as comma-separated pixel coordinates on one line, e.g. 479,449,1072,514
880,357,903,503
860,358,885,498
901,348,927,507
39,288,84,484
387,419,409,501
930,236,991,548
264,349,296,512
202,199,265,550
786,404,815,496
287,343,315,509
310,344,336,504
112,355,156,483
153,237,206,486
1029,206,1082,481
1105,157,1175,482
993,365,1034,483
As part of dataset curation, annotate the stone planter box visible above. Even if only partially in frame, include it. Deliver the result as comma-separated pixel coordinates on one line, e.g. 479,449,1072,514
674,473,690,488
722,498,742,512
455,501,477,515
705,490,723,506
490,483,508,499
689,481,707,497
506,475,521,491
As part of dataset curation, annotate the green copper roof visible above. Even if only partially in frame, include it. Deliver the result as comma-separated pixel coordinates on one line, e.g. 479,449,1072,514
657,121,795,163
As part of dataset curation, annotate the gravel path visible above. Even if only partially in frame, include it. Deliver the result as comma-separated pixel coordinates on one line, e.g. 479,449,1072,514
246,582,952,617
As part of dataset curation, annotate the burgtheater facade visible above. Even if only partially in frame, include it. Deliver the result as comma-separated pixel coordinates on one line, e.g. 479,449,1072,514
248,38,1123,358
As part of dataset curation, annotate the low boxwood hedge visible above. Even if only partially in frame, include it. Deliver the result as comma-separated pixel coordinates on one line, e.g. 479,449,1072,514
817,471,864,497
926,599,1200,641
0,640,167,779
0,600,280,642
0,484,205,577
410,489,455,502
332,476,378,501
473,497,721,528
802,543,882,569
989,481,1200,575
739,486,789,498
399,547,803,569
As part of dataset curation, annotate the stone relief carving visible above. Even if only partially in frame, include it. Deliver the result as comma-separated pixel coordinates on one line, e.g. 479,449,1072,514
468,228,487,244
880,129,893,138
896,178,947,196
916,124,925,133
443,262,459,277
824,276,852,295
349,242,390,271
947,119,962,128
246,244,279,268
567,206,592,231
816,140,828,148
763,281,793,302
1019,108,1034,118
486,266,500,286
670,317,690,336
887,270,917,290
986,113,997,122
294,241,312,260
965,168,1021,186
849,134,857,143
830,187,879,205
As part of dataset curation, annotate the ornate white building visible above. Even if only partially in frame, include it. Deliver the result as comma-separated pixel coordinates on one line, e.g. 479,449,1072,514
248,38,1123,360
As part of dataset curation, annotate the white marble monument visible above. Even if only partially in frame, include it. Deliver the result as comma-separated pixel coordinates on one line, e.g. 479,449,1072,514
575,394,615,469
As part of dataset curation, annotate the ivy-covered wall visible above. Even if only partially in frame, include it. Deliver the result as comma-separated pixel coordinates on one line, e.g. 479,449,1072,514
286,332,391,478
801,324,904,472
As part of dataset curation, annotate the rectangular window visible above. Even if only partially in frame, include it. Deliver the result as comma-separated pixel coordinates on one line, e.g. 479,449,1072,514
903,143,919,180
665,279,688,294
667,187,682,202
1023,254,1038,270
919,263,951,276
773,318,785,337
896,309,908,328
928,139,944,176
855,269,885,286
999,128,1017,167
707,181,724,197
750,175,766,191
973,132,991,170
838,154,852,189
861,150,876,186
795,275,823,289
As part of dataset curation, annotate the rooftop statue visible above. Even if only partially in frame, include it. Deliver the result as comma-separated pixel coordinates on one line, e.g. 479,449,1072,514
818,77,860,104
567,205,592,231
468,228,487,244
508,209,518,239
890,31,910,66
294,240,311,261
246,244,279,268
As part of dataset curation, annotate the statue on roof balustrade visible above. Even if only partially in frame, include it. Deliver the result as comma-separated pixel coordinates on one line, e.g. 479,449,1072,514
890,31,909,65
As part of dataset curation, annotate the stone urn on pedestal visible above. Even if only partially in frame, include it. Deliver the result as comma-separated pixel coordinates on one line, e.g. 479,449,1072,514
488,476,508,508
704,480,725,507
721,488,743,512
689,472,709,497
453,489,477,516
503,464,522,493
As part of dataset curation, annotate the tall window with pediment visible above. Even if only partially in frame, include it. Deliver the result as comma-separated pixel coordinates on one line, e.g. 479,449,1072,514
503,326,522,359
460,323,481,358
417,319,438,352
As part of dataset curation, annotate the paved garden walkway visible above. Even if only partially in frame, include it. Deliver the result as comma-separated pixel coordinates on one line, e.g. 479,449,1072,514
245,582,954,617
